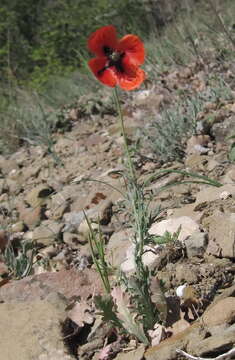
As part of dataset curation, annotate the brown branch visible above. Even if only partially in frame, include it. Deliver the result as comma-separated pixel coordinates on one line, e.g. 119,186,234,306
176,348,235,360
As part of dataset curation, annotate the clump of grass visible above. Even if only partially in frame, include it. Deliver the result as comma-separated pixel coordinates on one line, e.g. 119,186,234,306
0,69,114,156
142,79,233,162
145,0,235,76
3,240,35,279
84,213,112,295
0,88,57,155
39,70,100,108
143,100,195,162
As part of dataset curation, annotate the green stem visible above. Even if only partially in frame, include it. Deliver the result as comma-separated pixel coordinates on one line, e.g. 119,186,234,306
114,87,145,257
113,87,136,182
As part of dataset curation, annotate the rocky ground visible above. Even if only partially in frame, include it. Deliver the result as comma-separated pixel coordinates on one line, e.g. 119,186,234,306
0,56,235,360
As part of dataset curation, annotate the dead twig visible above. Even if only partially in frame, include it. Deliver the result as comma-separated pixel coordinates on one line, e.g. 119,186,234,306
176,348,235,360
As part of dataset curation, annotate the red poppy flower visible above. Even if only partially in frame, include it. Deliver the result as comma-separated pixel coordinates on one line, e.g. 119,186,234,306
88,25,145,91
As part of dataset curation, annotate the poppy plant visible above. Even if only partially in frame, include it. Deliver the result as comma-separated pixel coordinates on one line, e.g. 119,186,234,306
87,25,145,91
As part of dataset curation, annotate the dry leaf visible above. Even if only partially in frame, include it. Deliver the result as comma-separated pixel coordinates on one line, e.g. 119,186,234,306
181,285,199,307
225,103,235,113
114,344,145,360
148,323,166,346
99,344,112,360
0,230,8,251
68,300,94,327
176,284,199,306
176,285,201,321
111,287,149,344
176,284,188,298
150,277,167,322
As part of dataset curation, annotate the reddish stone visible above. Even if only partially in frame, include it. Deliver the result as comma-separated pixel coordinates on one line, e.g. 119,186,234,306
0,268,103,303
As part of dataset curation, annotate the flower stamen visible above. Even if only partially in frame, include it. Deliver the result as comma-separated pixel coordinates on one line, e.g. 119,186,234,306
109,51,122,62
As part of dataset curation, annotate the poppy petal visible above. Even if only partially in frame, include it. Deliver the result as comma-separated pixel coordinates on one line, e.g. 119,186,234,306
88,57,117,87
117,65,146,91
88,25,118,57
117,34,145,66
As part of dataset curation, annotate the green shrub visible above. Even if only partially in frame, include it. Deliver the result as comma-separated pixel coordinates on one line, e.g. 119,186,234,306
0,0,152,88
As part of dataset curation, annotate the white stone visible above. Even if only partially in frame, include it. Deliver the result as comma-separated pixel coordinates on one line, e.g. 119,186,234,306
149,216,200,243
120,243,160,274
219,191,232,200
176,283,187,298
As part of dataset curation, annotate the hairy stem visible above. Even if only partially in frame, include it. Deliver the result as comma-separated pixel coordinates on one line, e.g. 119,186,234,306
113,87,136,182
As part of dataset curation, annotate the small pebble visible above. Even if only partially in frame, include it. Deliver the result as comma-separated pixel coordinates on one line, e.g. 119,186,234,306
219,191,231,200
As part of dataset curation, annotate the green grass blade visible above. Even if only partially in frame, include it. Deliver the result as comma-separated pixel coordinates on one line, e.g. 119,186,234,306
144,169,222,188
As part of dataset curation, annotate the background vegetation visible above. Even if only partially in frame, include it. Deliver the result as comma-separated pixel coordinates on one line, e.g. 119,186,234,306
0,0,153,88
0,0,234,154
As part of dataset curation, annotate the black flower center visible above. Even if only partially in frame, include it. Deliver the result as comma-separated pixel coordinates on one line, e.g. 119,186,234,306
98,46,125,74
103,46,113,57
